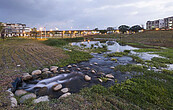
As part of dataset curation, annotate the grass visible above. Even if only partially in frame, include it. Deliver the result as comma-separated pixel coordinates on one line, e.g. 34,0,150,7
133,48,162,52
128,55,145,64
114,64,145,73
106,52,128,57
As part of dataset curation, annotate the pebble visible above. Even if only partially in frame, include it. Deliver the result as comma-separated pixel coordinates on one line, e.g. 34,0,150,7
32,70,42,75
42,68,49,72
94,62,98,65
67,65,72,68
91,70,96,74
98,78,103,82
106,74,114,79
19,93,36,103
84,67,90,70
53,84,62,91
110,67,115,69
72,64,77,67
66,70,70,73
60,70,65,73
15,90,27,97
77,68,81,71
10,97,17,108
85,75,91,81
61,88,69,93
59,93,71,99
50,66,58,72
22,73,32,81
33,96,49,104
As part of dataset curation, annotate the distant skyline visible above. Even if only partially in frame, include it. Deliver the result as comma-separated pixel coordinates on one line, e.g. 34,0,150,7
0,0,173,30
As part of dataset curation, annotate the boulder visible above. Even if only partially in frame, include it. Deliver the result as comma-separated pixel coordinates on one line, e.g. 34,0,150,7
50,66,58,72
32,70,42,75
15,90,27,97
106,74,114,79
59,93,71,99
53,84,62,91
19,93,36,103
42,68,49,72
33,96,49,104
10,97,17,108
22,73,32,81
85,75,91,81
67,65,72,68
61,88,69,93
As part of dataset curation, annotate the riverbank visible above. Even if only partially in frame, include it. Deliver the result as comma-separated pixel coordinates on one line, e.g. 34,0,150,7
1,35,173,109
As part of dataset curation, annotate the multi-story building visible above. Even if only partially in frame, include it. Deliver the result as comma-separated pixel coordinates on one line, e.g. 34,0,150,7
1,22,30,37
146,16,173,30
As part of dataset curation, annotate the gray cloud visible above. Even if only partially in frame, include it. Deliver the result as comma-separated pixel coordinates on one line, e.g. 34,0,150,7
0,0,173,30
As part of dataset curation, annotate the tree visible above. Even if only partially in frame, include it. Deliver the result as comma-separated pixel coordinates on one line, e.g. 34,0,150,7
130,25,143,33
0,22,5,40
31,27,37,39
118,25,130,33
99,30,107,34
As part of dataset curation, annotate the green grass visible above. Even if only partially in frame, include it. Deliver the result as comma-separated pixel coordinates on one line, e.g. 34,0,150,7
152,48,173,59
106,52,128,57
162,69,173,75
128,55,145,64
133,48,162,52
58,50,93,67
114,64,145,73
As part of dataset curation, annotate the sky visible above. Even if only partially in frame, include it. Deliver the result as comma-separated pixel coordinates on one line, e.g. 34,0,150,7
0,0,173,30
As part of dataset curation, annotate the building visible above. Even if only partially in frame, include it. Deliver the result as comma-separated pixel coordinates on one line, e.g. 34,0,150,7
146,16,173,30
1,22,30,37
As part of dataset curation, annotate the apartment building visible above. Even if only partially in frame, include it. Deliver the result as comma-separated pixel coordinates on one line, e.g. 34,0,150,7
1,22,31,37
146,16,173,30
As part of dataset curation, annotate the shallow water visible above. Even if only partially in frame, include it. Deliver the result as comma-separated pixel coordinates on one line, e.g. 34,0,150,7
16,40,165,98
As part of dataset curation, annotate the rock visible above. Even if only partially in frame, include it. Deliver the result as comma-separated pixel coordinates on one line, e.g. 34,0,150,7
94,62,98,65
98,78,103,82
98,58,101,60
22,73,32,81
147,69,151,71
19,93,36,103
42,68,49,72
15,90,27,97
33,96,49,104
6,90,14,97
85,75,91,81
97,72,105,75
106,74,114,79
61,88,69,93
53,84,62,91
43,71,52,74
77,68,81,71
90,64,93,66
37,87,48,96
72,64,77,67
152,67,157,69
84,67,90,70
32,70,42,75
66,70,70,73
91,70,96,74
67,65,72,68
59,93,71,99
110,67,115,69
126,72,130,74
136,64,142,66
50,66,58,72
41,73,49,79
60,69,65,73
10,97,17,108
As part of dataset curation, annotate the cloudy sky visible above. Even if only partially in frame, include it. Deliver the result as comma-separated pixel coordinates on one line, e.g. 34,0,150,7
0,0,173,30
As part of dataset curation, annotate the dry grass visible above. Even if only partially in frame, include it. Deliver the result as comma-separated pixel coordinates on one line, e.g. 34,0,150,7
0,39,68,110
